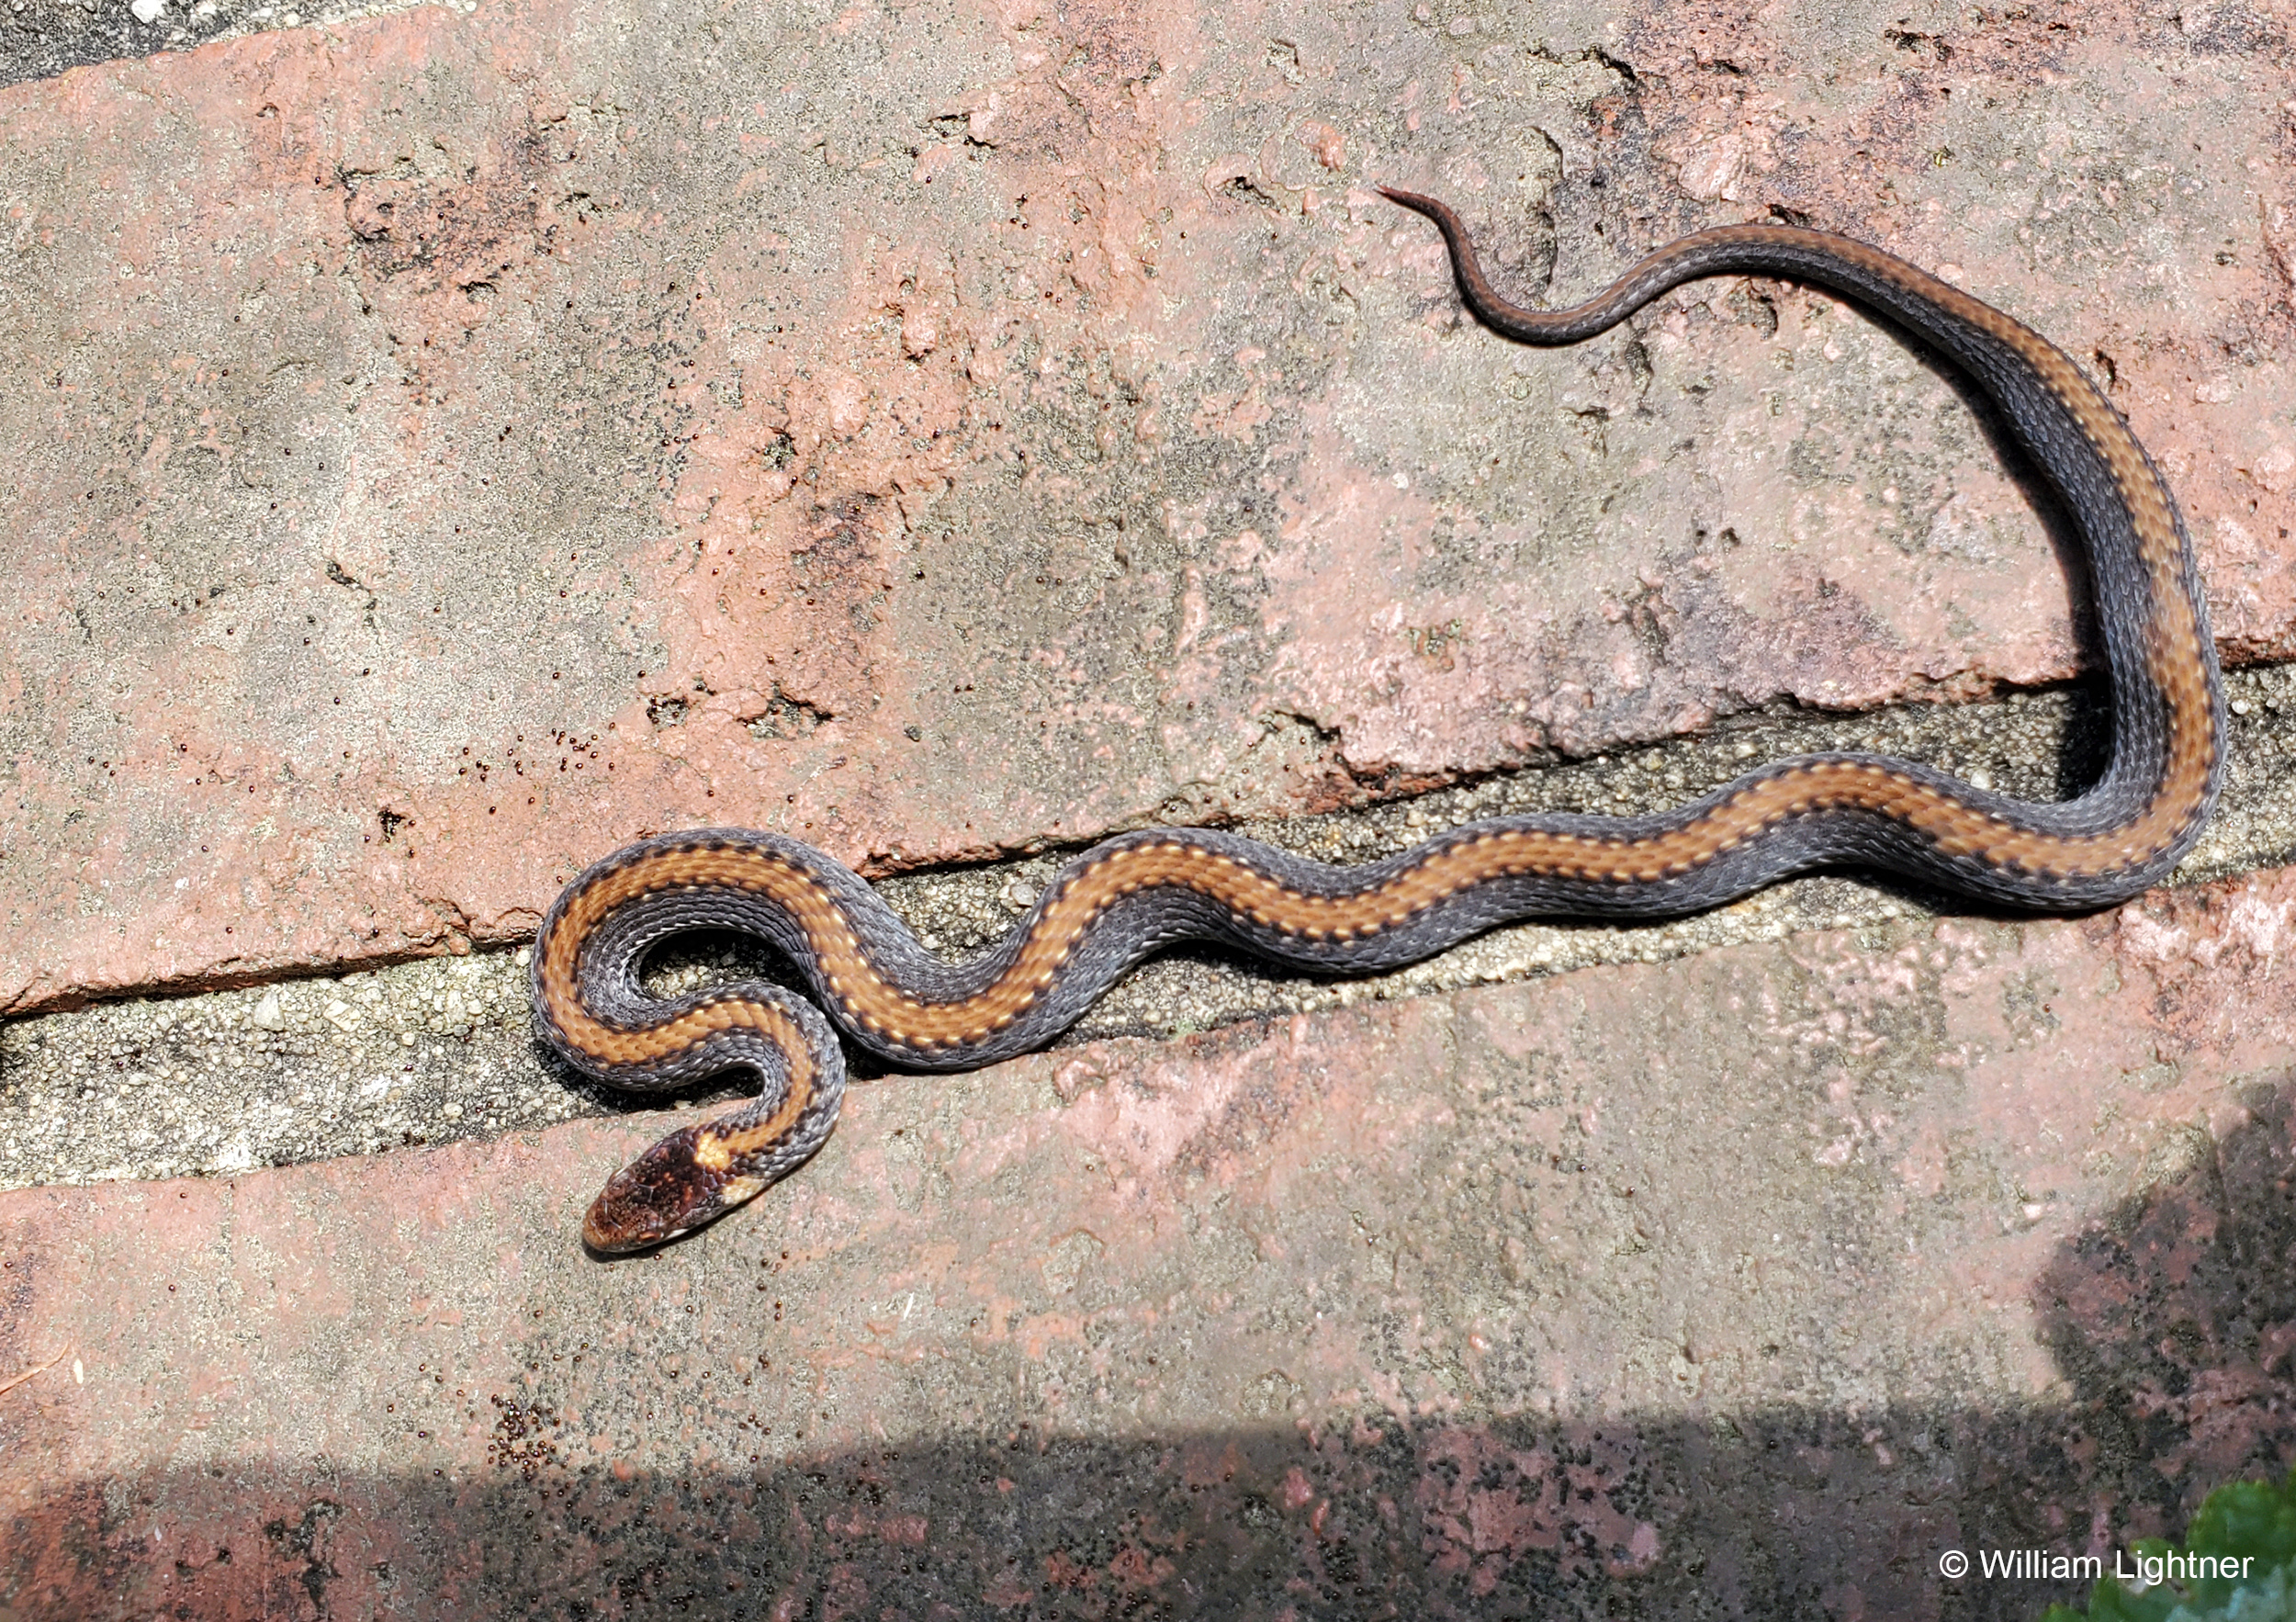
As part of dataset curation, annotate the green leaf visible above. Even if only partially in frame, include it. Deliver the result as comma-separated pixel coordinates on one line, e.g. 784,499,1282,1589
2038,1472,2296,1622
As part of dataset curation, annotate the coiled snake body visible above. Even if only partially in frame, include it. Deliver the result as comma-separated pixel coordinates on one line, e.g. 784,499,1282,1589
533,188,2223,1252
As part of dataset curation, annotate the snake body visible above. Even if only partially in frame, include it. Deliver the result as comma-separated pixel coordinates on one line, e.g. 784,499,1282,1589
533,187,2223,1253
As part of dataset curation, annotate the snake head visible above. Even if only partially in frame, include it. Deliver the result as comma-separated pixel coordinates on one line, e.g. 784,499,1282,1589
583,1123,763,1255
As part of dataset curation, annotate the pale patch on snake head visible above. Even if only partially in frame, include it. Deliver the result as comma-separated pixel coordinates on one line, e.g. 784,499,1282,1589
584,1123,756,1255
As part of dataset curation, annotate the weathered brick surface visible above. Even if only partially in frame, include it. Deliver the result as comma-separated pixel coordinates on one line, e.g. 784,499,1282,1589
5,2,2294,1616
3,0,2290,1012
6,868,2294,1618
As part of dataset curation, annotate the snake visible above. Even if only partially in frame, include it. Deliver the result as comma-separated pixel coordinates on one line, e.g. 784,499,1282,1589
531,186,2224,1253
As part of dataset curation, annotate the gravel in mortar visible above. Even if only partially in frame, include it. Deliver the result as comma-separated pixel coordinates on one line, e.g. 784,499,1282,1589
4,661,2291,1196
0,0,444,92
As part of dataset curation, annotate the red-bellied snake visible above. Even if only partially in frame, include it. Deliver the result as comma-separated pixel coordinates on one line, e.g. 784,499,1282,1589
532,186,2223,1253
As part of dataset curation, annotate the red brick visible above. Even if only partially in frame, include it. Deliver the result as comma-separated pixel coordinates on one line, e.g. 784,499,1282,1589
1,0,2288,1012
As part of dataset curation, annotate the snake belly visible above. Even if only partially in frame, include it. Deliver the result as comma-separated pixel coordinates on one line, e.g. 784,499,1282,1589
532,186,2224,1253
